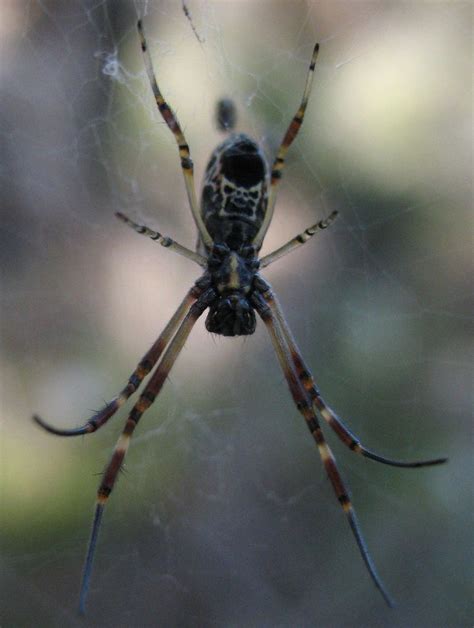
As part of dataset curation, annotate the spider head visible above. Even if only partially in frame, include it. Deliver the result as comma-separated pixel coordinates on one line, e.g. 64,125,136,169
205,293,256,337
205,244,258,336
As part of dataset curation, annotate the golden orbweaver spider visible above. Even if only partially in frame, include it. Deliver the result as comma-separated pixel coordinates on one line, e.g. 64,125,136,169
33,19,447,614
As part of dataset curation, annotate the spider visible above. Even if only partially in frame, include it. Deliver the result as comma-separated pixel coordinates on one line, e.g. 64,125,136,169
34,20,447,614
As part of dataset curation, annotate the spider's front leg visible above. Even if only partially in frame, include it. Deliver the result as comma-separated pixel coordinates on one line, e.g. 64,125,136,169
33,285,204,437
257,279,447,469
251,289,394,607
79,286,216,614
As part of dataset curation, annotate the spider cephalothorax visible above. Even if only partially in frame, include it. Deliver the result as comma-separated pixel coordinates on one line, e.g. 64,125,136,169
34,19,446,615
205,243,259,336
205,292,256,336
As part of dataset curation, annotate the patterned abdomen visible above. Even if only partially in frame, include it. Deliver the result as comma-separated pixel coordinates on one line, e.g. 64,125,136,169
200,134,268,250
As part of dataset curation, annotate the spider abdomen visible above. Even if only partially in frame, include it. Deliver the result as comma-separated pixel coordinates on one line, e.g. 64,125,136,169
201,133,268,250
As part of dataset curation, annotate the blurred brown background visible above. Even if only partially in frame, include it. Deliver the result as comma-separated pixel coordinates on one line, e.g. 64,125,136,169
1,1,472,627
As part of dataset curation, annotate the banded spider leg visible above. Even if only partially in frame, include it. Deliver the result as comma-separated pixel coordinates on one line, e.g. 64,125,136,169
33,284,204,437
78,284,215,613
252,281,448,606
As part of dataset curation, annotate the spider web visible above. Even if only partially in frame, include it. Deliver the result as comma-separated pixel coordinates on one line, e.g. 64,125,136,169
1,1,472,626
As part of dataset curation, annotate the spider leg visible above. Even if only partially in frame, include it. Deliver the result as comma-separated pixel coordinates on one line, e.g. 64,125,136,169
33,284,205,437
116,212,207,267
79,287,215,614
253,42,320,249
258,282,447,468
137,20,213,249
259,210,338,269
252,290,394,608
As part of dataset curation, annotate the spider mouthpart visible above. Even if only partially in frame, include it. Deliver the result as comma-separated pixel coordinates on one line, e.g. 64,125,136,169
205,293,256,336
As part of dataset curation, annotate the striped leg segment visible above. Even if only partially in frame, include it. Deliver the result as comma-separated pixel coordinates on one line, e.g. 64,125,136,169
116,212,207,267
33,285,203,437
259,284,447,469
137,20,213,249
253,42,320,249
252,291,394,607
259,210,338,269
79,287,215,614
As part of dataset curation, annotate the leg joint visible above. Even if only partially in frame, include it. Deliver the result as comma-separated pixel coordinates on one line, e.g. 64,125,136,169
181,157,193,170
141,390,156,404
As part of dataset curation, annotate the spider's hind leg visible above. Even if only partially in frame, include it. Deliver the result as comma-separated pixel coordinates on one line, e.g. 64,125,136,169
137,19,213,249
253,41,320,249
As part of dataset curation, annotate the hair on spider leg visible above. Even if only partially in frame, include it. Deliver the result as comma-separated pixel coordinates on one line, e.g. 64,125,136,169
91,466,128,479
